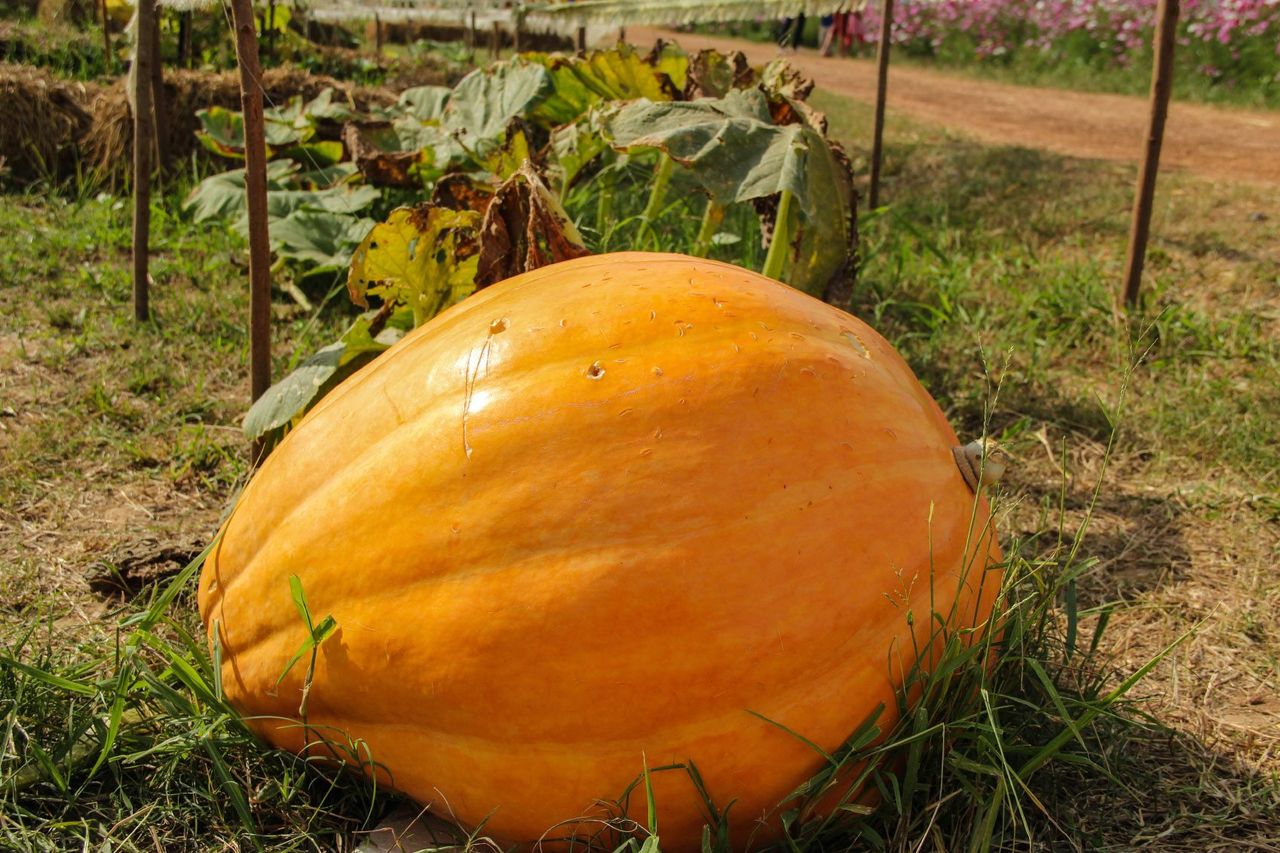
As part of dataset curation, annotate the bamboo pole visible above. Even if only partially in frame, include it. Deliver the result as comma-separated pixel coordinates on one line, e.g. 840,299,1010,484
227,0,273,413
868,0,895,210
131,0,154,323
99,0,112,72
1122,0,1179,308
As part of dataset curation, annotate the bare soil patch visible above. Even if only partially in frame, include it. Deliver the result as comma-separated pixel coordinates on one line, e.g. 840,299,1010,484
631,27,1280,186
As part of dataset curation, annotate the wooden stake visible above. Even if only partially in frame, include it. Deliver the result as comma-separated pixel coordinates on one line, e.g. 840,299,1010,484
149,9,167,172
576,25,586,54
374,12,382,55
227,0,273,409
491,20,500,60
512,13,522,54
267,0,277,60
177,10,191,69
99,0,112,73
468,10,477,61
868,0,895,210
131,0,154,323
1123,0,1179,308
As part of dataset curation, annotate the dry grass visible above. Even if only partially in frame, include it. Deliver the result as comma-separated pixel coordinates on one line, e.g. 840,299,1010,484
82,66,400,188
0,62,95,183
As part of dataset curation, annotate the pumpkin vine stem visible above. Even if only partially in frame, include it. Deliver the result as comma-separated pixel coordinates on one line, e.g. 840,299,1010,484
596,158,617,244
640,152,676,247
761,189,796,282
693,198,725,257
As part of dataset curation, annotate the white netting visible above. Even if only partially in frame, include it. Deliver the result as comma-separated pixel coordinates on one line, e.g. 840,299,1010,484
295,1,860,27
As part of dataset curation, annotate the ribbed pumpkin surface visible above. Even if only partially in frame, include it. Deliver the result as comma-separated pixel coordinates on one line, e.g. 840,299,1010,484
199,252,1001,850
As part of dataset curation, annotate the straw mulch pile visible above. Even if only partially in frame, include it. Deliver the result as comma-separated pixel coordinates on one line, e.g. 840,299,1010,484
3,62,399,187
80,67,397,187
0,62,96,184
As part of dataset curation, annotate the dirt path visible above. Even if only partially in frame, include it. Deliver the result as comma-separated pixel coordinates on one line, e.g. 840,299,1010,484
630,27,1280,186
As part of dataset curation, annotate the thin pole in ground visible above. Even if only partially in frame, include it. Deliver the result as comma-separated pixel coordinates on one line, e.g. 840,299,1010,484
576,25,586,54
491,20,500,60
1122,0,1179,308
267,0,277,60
99,0,112,72
131,0,155,322
227,0,273,446
868,0,895,210
149,9,167,170
178,10,192,69
468,10,477,62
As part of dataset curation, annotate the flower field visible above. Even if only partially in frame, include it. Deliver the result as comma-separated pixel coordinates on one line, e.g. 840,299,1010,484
873,0,1280,104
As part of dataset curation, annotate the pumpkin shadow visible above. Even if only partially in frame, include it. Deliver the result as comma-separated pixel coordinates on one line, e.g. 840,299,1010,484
1008,477,1194,609
879,140,1130,243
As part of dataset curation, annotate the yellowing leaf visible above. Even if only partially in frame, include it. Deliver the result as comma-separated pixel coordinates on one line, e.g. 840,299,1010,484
347,206,482,326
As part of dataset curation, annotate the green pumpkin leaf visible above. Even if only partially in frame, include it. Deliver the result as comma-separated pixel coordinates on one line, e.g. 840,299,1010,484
196,98,313,159
243,311,402,441
270,210,375,269
277,139,345,168
262,96,316,147
304,86,356,122
442,61,554,157
195,106,251,159
604,90,853,296
294,161,360,190
265,184,381,221
397,85,452,121
182,160,299,223
547,109,612,196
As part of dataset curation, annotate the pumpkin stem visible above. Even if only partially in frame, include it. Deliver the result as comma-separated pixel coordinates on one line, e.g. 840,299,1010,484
953,439,1006,492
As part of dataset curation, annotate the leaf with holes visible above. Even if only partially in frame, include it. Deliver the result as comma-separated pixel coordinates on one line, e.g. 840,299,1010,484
347,206,483,326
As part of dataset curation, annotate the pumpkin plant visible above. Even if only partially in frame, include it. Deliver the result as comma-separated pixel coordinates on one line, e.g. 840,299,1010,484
200,252,1003,851
200,45,858,447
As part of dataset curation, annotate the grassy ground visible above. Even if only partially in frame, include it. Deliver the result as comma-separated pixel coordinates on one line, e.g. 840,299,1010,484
819,87,1280,843
1,86,1278,848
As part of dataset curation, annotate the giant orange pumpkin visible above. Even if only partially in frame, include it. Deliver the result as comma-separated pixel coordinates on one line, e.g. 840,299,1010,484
199,252,1002,850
